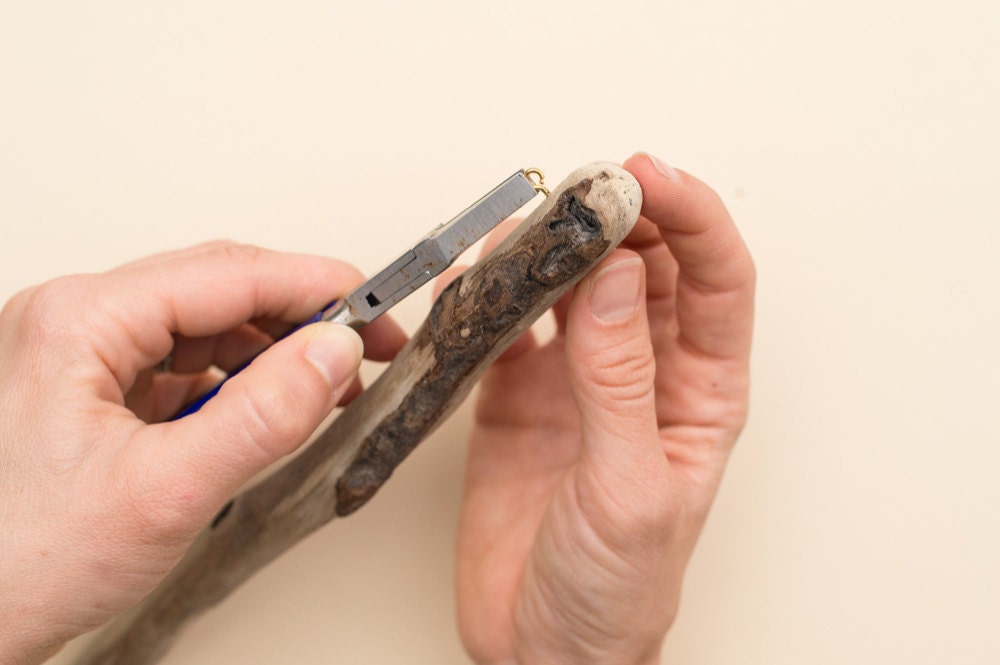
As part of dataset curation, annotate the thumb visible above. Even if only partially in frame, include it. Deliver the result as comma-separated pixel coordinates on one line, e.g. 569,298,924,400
143,322,363,512
565,250,662,481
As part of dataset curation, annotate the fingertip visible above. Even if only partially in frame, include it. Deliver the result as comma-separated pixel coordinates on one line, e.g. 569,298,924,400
624,151,732,236
625,152,755,360
587,254,645,324
626,151,682,185
303,323,364,389
571,249,645,324
565,250,651,389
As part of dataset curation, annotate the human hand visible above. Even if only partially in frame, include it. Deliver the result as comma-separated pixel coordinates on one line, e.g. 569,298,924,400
0,243,406,665
454,153,755,664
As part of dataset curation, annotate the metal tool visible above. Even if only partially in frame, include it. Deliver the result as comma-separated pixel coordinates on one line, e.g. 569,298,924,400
320,167,545,329
170,168,548,419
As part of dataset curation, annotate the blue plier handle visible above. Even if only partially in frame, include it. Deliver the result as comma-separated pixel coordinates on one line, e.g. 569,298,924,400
169,306,329,420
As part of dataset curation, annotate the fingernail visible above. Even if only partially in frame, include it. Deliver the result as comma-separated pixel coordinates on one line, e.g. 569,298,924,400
638,151,681,182
590,258,643,322
305,324,364,387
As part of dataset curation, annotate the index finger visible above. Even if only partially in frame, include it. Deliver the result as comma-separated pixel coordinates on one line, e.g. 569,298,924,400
624,152,755,360
91,244,368,387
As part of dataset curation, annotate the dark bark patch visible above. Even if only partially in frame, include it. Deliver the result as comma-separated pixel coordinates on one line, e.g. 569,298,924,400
335,178,611,516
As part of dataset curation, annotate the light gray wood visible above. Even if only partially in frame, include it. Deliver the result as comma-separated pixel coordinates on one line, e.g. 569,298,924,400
75,162,642,665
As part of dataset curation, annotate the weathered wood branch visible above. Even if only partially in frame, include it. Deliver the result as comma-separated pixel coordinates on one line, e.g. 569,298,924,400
75,162,641,664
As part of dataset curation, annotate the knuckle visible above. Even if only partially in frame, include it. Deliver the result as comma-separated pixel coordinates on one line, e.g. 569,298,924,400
194,238,239,252
16,275,98,340
0,285,36,323
233,377,313,461
585,340,656,407
212,242,264,265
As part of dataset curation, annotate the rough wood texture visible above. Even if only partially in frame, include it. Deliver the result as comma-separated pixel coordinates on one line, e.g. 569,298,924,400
75,162,641,665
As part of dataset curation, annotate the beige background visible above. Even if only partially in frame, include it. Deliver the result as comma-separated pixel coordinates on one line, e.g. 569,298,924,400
2,0,998,662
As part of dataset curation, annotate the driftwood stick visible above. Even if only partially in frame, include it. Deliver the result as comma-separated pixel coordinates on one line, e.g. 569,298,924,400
76,162,641,664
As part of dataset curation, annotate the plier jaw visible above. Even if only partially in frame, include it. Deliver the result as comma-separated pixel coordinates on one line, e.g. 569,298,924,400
322,168,547,329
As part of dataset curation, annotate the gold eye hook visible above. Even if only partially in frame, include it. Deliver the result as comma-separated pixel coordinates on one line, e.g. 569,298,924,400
524,168,550,197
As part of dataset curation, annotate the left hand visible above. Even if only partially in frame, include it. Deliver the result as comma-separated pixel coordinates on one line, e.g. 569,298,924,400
0,242,407,664
453,153,756,664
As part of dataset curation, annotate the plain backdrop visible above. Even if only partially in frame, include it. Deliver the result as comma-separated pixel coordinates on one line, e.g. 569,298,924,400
2,1,998,663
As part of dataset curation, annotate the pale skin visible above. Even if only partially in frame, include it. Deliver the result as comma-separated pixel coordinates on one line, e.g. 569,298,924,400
0,152,754,664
